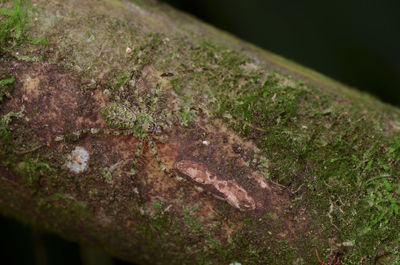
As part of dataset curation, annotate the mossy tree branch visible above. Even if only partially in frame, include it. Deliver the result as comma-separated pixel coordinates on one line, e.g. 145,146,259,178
0,0,399,264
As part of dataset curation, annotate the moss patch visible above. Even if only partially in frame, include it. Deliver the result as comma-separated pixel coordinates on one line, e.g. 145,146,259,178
0,0,31,50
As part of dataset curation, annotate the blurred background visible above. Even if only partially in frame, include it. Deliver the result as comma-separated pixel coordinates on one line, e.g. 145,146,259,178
163,0,400,107
1,0,399,264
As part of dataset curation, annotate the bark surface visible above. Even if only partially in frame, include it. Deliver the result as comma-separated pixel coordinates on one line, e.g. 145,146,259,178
0,0,399,264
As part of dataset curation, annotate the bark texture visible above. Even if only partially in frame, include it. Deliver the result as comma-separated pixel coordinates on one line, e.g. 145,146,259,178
0,0,399,264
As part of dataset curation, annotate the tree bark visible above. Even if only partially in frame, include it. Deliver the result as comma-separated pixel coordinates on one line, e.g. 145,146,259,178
1,0,399,264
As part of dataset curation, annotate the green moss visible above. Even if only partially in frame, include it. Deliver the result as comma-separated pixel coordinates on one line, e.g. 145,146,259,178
13,53,43,61
0,105,24,138
0,76,14,87
27,36,49,45
99,167,113,183
170,77,182,93
15,156,53,186
0,76,15,103
178,98,197,126
182,205,201,232
0,0,31,50
150,33,400,262
152,200,164,213
89,24,400,262
108,71,131,89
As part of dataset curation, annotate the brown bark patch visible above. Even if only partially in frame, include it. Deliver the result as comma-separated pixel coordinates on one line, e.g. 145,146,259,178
1,58,106,145
159,120,310,240
1,57,309,243
168,121,290,216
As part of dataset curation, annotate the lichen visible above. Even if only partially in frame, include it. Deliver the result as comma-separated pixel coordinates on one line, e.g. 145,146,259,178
0,104,24,129
66,146,89,173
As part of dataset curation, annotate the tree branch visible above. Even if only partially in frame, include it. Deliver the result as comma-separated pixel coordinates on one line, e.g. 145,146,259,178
0,0,399,264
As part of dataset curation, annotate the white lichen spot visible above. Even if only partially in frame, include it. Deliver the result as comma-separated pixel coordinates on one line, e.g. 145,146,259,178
66,146,89,173
202,140,210,146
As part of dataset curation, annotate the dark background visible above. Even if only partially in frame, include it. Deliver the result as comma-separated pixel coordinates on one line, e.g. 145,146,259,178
1,1,399,265
163,0,400,107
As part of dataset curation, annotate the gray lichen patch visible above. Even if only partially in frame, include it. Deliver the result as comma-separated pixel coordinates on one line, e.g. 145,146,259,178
66,146,89,173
